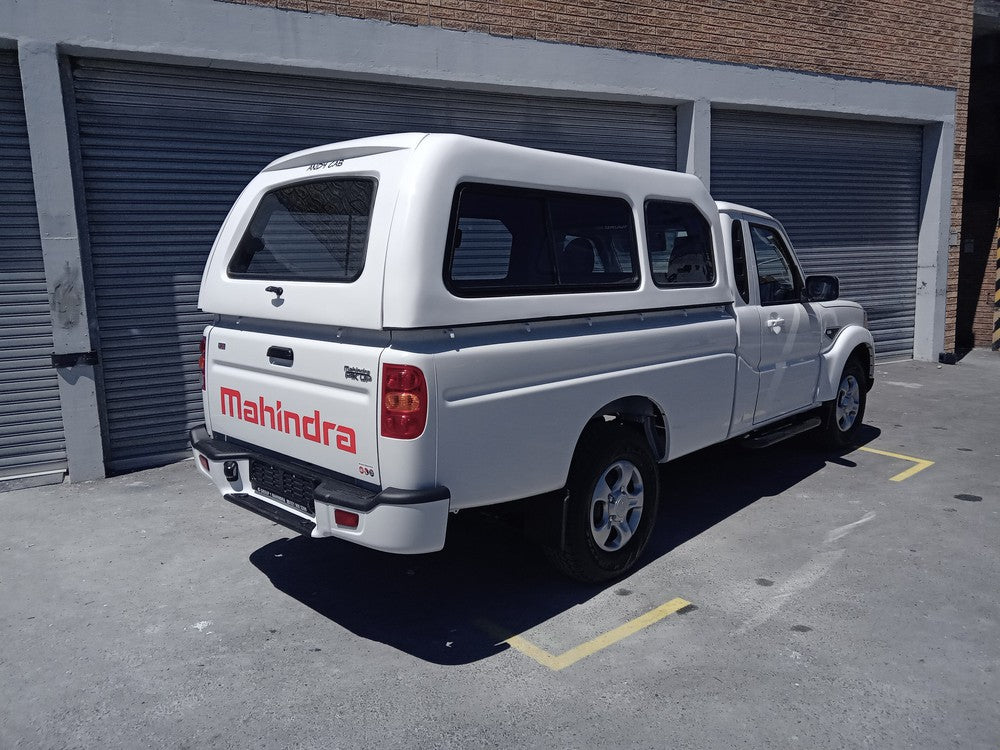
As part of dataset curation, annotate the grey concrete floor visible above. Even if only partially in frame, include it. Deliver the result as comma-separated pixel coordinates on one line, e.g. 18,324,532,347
1,350,998,749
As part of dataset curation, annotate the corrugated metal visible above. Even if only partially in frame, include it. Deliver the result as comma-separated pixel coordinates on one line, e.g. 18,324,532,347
0,52,68,481
71,58,677,472
711,111,923,360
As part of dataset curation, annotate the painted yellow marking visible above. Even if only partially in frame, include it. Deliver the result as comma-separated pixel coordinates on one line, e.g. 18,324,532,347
858,446,935,481
485,596,691,671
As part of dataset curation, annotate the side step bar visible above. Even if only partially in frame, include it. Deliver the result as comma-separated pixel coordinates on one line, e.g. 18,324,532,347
743,416,822,449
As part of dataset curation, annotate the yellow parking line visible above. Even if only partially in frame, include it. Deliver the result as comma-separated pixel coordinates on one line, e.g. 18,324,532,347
485,596,691,671
858,446,935,481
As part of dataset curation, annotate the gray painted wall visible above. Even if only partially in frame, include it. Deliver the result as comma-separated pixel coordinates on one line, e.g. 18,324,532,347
0,0,958,480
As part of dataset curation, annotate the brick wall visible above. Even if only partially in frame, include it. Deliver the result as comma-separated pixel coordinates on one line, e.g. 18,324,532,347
220,0,974,351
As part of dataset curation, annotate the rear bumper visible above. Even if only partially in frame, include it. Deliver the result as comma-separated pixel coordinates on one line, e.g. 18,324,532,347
189,425,450,553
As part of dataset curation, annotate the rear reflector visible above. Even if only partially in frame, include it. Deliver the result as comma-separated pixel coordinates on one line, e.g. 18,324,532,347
198,454,209,472
334,509,359,528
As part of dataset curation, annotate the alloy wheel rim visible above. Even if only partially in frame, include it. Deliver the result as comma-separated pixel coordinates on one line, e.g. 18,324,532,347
590,460,644,551
836,374,860,431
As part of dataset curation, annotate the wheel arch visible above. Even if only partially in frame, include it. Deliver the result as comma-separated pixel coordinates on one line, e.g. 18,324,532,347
849,342,874,390
817,326,875,403
580,395,669,464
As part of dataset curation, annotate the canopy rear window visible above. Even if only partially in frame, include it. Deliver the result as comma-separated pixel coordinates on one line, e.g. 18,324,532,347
228,178,376,282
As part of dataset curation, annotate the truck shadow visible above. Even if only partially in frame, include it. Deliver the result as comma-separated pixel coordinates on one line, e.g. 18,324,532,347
645,424,880,559
248,425,880,665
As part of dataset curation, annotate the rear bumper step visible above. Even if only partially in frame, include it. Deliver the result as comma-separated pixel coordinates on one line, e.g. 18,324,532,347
190,424,449,513
224,492,315,535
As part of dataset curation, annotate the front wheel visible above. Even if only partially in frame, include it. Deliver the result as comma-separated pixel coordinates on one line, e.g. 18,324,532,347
548,422,660,583
819,359,867,448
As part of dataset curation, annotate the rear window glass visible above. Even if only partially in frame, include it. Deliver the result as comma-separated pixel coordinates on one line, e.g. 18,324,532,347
445,183,639,296
644,200,715,287
228,178,376,282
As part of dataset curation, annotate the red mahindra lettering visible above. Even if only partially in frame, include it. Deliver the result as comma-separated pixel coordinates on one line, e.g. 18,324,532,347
219,386,357,454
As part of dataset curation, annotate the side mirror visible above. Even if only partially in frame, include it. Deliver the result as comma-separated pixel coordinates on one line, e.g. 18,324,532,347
803,274,839,302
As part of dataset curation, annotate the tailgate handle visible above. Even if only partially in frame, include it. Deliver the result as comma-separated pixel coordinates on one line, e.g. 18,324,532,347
267,346,294,364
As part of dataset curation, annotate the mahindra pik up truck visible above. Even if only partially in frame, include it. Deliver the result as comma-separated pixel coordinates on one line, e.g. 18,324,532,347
190,133,874,582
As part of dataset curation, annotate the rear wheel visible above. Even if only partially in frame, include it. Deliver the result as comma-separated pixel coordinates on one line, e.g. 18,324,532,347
548,422,660,583
819,359,867,448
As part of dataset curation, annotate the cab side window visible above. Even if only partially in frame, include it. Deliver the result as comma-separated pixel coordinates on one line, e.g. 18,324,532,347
644,201,715,288
749,224,800,305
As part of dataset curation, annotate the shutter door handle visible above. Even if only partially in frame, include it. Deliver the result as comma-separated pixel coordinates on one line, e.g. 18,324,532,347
51,351,99,368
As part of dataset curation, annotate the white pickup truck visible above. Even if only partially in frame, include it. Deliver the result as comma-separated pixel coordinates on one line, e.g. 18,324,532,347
190,133,874,582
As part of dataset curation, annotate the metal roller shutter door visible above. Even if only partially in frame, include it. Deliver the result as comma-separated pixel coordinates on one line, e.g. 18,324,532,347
0,53,68,484
71,58,677,472
711,110,922,360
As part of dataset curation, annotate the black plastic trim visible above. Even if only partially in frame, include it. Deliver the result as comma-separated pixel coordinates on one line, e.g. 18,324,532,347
189,425,254,461
384,301,733,332
743,416,822,449
212,431,378,493
266,345,294,362
191,425,450,513
372,486,451,506
313,479,449,512
223,493,314,535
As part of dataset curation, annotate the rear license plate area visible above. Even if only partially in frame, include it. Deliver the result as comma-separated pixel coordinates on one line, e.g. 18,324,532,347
249,459,318,516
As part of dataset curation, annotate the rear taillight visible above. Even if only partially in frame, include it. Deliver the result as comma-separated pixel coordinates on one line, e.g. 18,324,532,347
199,336,206,391
380,363,427,439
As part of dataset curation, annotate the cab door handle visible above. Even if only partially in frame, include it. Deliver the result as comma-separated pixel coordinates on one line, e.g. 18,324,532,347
766,317,785,328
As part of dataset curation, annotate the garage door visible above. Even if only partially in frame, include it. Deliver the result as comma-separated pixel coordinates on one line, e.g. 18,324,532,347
711,110,923,360
71,58,677,472
0,53,68,485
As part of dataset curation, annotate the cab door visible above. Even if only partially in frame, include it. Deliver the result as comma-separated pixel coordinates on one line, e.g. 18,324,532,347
746,222,822,424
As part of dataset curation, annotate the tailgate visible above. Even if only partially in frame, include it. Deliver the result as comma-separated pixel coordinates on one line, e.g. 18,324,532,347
205,325,386,485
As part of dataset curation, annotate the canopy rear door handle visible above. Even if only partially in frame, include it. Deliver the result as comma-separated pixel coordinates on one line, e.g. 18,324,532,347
267,346,294,364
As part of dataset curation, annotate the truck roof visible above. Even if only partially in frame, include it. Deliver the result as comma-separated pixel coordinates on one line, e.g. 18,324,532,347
201,133,735,330
264,132,709,190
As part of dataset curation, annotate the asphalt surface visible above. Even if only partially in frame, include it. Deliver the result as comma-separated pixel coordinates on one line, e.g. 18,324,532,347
2,350,998,749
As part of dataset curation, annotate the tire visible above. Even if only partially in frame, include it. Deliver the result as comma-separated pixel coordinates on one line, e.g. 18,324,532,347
819,358,867,448
548,422,660,583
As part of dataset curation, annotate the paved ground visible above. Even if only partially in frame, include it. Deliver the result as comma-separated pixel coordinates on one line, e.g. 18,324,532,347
2,350,998,749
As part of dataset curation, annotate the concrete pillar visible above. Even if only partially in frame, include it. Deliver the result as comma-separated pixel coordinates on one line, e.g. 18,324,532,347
676,99,711,187
18,42,105,481
914,121,954,361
